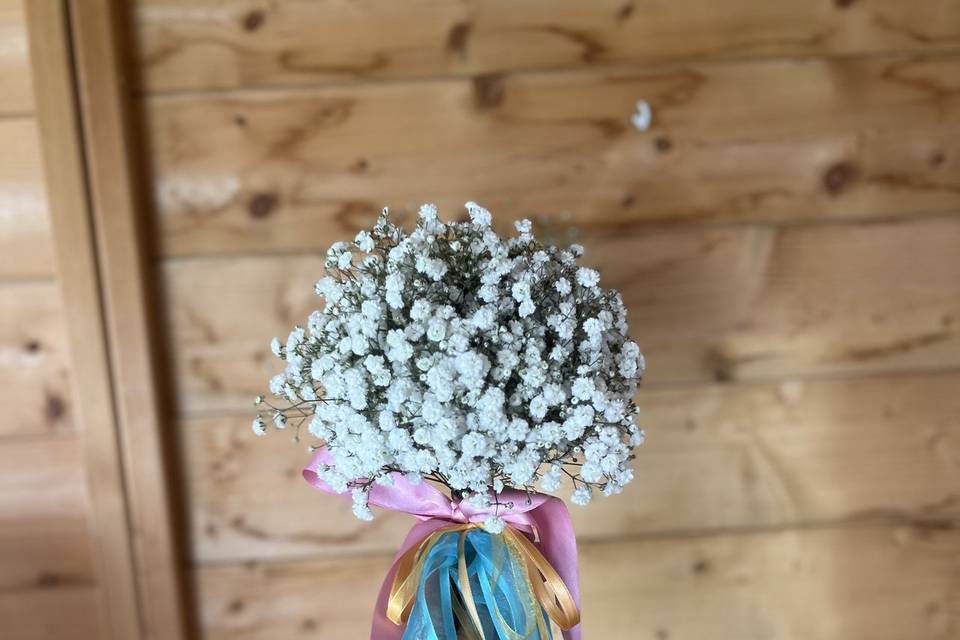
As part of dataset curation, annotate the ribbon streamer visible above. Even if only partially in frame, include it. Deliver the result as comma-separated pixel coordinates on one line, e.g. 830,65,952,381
304,447,583,640
388,524,579,639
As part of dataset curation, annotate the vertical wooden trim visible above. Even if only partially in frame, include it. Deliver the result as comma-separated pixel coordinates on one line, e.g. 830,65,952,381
65,1,190,639
23,1,142,639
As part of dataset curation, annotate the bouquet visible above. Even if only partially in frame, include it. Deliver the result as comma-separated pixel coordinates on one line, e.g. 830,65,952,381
255,203,645,639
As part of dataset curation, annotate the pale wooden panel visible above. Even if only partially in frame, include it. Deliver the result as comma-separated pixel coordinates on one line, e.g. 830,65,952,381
0,280,73,438
183,371,960,563
68,0,189,633
0,0,33,115
0,587,101,640
0,436,95,592
0,118,54,279
164,217,960,415
135,0,960,93
146,53,960,257
26,0,143,635
197,523,960,639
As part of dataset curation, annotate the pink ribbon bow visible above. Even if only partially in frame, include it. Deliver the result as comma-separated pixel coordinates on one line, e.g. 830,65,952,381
304,447,582,640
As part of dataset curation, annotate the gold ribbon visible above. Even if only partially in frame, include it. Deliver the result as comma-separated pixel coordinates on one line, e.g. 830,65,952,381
387,523,580,638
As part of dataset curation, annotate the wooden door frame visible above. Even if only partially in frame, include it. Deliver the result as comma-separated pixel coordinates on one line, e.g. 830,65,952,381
25,1,190,638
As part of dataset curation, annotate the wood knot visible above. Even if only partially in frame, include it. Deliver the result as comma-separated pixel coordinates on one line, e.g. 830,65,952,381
691,558,711,575
45,393,65,423
227,599,245,613
34,572,61,588
653,136,673,153
834,0,856,8
823,161,858,196
929,150,945,167
616,3,635,22
349,157,369,174
24,339,41,353
447,21,472,59
242,9,266,32
248,192,278,219
473,73,505,111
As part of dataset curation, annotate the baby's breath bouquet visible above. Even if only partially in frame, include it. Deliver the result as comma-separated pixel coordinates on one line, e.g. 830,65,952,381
255,203,644,639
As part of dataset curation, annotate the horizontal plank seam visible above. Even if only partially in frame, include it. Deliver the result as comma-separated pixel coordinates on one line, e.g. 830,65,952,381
138,46,960,101
0,431,77,445
155,208,960,266
0,580,98,597
0,111,36,121
0,275,58,287
193,513,960,569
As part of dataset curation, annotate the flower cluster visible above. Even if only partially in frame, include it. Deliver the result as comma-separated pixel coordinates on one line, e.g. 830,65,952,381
255,203,645,524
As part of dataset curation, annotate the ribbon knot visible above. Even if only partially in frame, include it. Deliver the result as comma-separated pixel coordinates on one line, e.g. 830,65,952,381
304,448,582,640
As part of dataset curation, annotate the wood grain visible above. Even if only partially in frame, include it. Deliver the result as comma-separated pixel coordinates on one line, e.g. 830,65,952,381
134,0,960,93
0,280,73,438
26,1,142,636
0,586,101,640
0,435,94,592
145,52,960,257
69,0,190,634
163,216,960,415
182,370,960,563
0,117,54,279
196,522,960,639
0,0,33,115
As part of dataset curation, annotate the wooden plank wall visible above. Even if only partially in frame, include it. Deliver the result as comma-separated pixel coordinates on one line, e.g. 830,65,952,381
0,1,103,638
129,1,960,638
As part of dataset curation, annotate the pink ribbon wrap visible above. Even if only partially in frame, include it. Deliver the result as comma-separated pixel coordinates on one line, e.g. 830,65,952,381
304,447,582,639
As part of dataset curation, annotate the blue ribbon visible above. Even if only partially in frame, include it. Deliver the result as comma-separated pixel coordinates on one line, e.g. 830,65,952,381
401,529,554,640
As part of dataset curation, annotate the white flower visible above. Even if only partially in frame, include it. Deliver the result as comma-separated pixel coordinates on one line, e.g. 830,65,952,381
354,230,375,253
529,395,549,420
352,488,375,521
483,515,506,534
385,273,405,309
426,318,446,342
270,337,284,357
466,201,492,227
576,267,600,288
259,203,645,520
418,203,439,223
571,377,594,401
540,465,563,492
571,486,592,506
518,299,535,318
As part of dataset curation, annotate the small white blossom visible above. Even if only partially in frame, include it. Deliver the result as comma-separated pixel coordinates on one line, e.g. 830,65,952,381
270,337,283,357
352,488,375,521
354,230,375,253
571,486,593,506
483,515,506,534
252,415,267,436
576,267,600,288
466,201,492,227
540,465,563,492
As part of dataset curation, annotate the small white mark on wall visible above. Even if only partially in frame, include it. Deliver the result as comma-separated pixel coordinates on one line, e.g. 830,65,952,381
630,100,652,131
